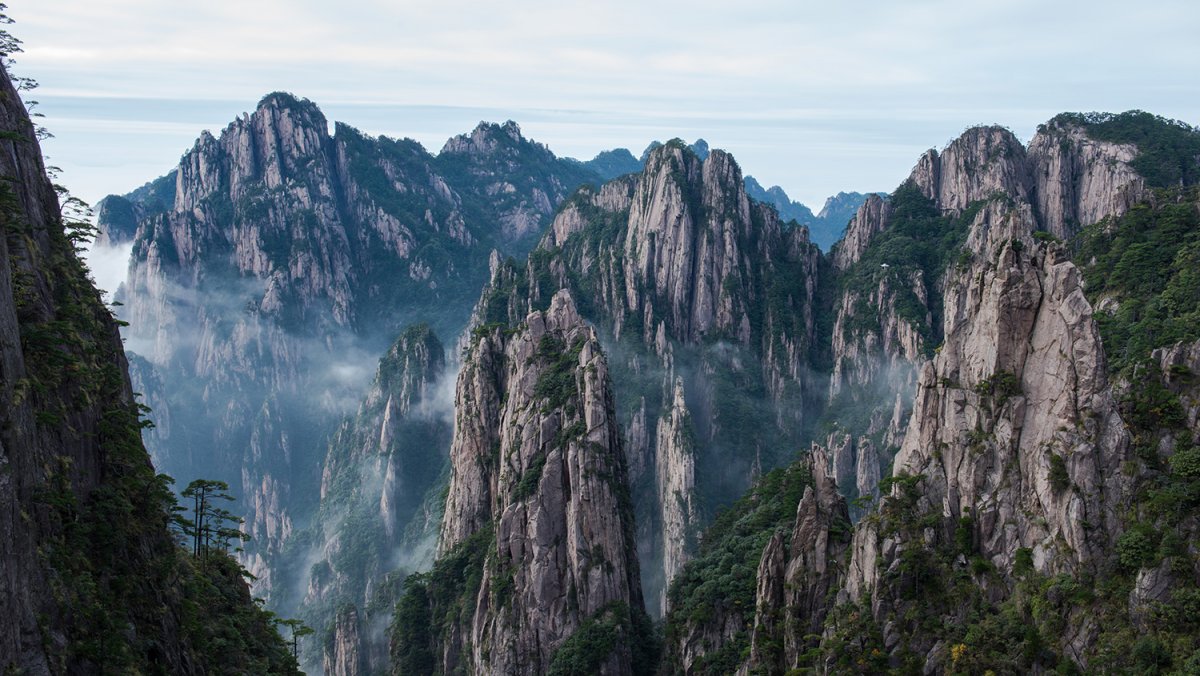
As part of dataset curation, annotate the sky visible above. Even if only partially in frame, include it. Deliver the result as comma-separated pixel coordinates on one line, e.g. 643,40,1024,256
12,0,1200,211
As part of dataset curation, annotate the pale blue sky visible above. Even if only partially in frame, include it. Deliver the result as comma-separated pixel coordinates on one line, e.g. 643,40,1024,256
14,0,1200,210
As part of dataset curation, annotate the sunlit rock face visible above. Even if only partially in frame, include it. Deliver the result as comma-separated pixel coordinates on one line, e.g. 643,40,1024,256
437,290,647,674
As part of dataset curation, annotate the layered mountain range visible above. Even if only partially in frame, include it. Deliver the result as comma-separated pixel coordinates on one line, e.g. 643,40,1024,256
400,111,1200,674
95,94,598,609
87,84,1200,676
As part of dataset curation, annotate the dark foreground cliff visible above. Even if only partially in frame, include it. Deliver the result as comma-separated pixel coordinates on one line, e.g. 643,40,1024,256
0,62,295,673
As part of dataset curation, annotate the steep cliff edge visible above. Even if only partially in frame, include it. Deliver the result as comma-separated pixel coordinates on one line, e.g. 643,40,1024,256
394,290,653,674
296,324,451,675
661,113,1200,674
818,117,1165,513
0,63,293,673
100,95,600,606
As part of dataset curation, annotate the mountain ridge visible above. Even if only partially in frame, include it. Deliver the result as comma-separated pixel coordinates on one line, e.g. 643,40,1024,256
84,96,1200,674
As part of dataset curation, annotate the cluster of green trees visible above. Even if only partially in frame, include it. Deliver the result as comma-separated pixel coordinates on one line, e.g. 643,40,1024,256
1076,186,1200,374
1047,111,1200,187
174,479,249,559
661,462,816,674
168,479,314,667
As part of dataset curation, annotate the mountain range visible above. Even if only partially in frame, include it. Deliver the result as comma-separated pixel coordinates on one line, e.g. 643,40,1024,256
3,46,1199,676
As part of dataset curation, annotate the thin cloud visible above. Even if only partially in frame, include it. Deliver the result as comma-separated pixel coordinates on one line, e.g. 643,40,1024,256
16,0,1200,211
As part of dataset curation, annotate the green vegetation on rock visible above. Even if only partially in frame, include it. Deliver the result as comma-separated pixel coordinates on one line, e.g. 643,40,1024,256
1049,111,1200,188
1077,186,1200,375
661,462,814,675
389,524,494,675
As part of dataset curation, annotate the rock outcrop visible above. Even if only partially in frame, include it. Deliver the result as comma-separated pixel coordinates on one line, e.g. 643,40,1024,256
324,606,365,676
1028,118,1146,240
831,193,891,270
101,94,599,605
830,183,1133,669
654,379,698,613
910,126,1034,213
433,290,648,674
744,449,850,674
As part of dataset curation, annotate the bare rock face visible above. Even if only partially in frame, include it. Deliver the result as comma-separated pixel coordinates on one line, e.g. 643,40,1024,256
654,379,698,613
325,606,365,676
744,448,851,674
837,193,1132,666
910,126,1034,214
547,141,821,384
854,437,881,509
1028,119,1146,240
832,194,891,270
437,290,646,674
623,144,755,344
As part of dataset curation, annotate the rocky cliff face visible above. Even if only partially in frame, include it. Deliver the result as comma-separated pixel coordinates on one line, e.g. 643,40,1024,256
0,64,292,674
621,144,757,345
845,198,1129,584
424,290,649,674
659,114,1198,674
830,193,890,271
470,140,826,612
653,379,698,614
744,449,850,674
910,126,1034,212
819,120,1151,515
99,94,599,610
1028,118,1146,240
324,606,365,676
300,325,450,675
817,190,1149,671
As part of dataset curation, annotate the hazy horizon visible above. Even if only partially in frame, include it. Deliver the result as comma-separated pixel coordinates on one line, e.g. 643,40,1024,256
17,0,1200,210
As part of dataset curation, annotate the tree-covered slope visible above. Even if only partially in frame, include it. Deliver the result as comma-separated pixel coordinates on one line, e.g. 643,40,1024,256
0,52,294,674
